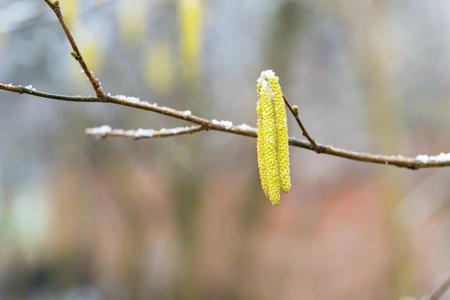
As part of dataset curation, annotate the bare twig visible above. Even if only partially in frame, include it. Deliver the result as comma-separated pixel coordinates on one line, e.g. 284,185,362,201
429,273,450,300
404,273,450,300
2,83,450,170
43,0,107,101
0,84,98,102
283,95,320,153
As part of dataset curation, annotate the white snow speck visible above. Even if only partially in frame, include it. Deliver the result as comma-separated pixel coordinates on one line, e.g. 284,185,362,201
114,94,141,103
132,128,158,137
257,70,277,96
119,126,198,138
107,93,156,107
160,126,195,135
211,119,233,129
260,70,276,78
415,152,450,163
182,110,192,116
24,85,36,91
236,123,257,131
415,155,429,163
87,125,112,135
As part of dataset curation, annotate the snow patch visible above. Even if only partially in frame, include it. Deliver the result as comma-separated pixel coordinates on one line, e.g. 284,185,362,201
211,119,233,129
87,125,112,135
415,152,450,163
236,123,257,131
87,125,200,139
112,94,142,103
125,126,198,138
24,85,36,91
260,70,276,78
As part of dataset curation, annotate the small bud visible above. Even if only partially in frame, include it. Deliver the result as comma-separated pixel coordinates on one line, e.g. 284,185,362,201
53,0,60,8
70,51,77,58
292,105,299,114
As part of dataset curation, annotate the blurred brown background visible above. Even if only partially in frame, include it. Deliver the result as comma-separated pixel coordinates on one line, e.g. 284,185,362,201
1,0,450,299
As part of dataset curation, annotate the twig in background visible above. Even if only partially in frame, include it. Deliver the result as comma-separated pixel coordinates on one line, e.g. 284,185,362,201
283,95,320,153
85,125,204,140
43,0,107,101
429,273,450,300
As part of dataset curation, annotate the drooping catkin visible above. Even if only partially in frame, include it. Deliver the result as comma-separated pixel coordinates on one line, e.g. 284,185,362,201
256,70,291,205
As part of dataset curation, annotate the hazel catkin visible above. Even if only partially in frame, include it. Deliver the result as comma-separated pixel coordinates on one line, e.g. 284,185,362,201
256,70,291,205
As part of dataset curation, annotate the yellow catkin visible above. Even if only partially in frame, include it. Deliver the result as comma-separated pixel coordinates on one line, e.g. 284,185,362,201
270,76,291,193
256,70,291,205
117,0,147,47
178,0,203,85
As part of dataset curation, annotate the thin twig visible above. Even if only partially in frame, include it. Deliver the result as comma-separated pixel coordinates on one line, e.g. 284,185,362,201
85,125,204,140
0,84,98,102
283,95,320,153
429,273,450,300
2,83,450,170
43,0,107,101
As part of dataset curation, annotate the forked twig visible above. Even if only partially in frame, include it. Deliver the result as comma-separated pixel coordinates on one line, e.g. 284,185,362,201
283,95,320,153
429,273,450,300
43,0,107,101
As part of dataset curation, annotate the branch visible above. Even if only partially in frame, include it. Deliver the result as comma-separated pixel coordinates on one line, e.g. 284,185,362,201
43,0,107,101
0,84,98,102
404,273,450,300
2,83,450,170
283,95,320,153
85,125,204,140
429,273,450,300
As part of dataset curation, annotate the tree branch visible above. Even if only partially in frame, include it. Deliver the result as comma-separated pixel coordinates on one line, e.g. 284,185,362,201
2,83,450,170
85,125,205,140
43,0,107,101
283,95,320,153
404,273,450,300
429,273,450,300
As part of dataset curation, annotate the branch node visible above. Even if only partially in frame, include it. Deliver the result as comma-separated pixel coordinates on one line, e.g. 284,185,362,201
44,0,107,103
283,95,321,153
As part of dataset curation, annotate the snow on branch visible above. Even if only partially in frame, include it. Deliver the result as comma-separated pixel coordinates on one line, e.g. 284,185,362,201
85,125,204,140
2,82,450,170
1,0,450,174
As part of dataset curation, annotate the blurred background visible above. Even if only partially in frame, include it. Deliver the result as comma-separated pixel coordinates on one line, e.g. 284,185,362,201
1,0,450,299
